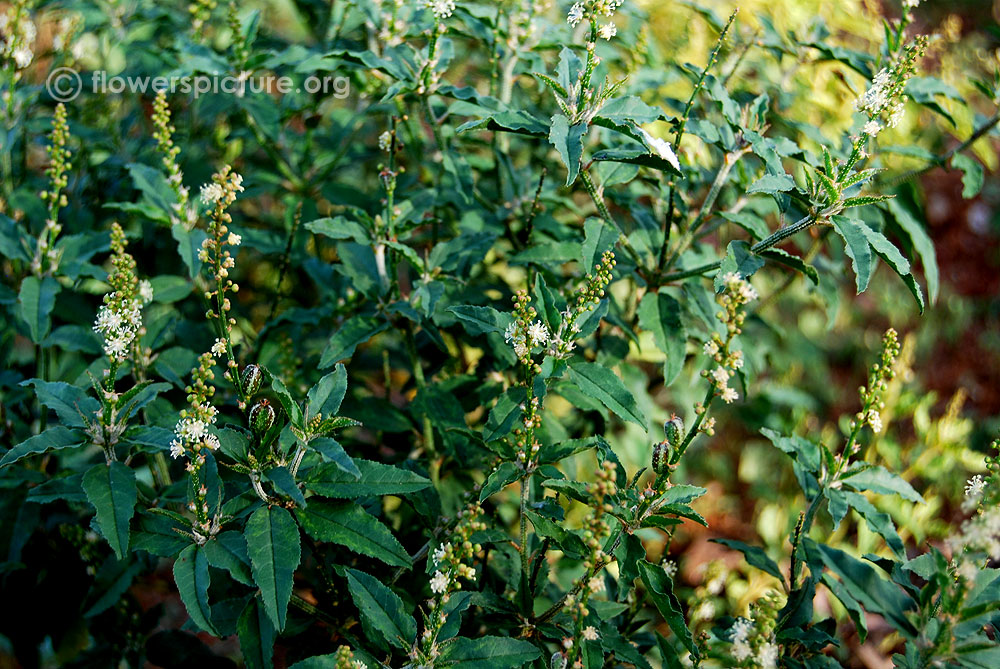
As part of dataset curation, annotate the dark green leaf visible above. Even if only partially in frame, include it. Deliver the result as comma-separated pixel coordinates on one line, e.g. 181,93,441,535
18,276,61,343
296,500,411,568
173,544,220,636
306,459,431,498
245,505,301,631
567,361,646,429
638,560,699,659
438,636,541,668
1,426,83,468
346,568,416,650
82,462,137,560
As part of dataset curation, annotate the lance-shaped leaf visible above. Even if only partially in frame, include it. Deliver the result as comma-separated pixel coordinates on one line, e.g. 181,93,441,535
549,114,587,185
238,596,276,669
448,305,512,336
173,544,220,636
18,275,61,343
711,538,785,584
20,379,101,428
296,500,411,568
346,568,416,650
438,636,541,668
855,222,925,313
479,462,522,502
831,216,873,293
638,292,687,386
82,461,137,560
306,364,348,420
1,426,83,468
306,459,431,498
638,560,699,659
245,505,301,631
567,361,646,429
319,315,388,368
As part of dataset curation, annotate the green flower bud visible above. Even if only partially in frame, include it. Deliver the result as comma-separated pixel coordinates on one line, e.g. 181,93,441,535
652,440,669,475
249,399,275,435
664,414,684,447
241,364,262,397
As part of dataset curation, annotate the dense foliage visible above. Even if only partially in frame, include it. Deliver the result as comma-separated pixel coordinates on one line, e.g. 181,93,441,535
2,0,1000,667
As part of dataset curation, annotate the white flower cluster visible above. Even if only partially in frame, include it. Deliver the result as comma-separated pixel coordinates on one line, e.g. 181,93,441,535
963,474,986,512
378,130,392,151
423,0,455,19
94,298,144,361
567,0,623,30
504,320,549,358
722,271,759,304
581,625,598,641
866,408,883,433
567,2,584,26
903,0,920,8
428,540,477,596
855,68,907,136
948,502,1000,581
729,617,778,667
199,182,224,205
0,5,37,69
170,409,220,459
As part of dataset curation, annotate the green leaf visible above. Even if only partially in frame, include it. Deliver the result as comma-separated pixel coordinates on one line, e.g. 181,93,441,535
173,544,220,636
855,221,925,313
951,153,984,199
82,462,137,560
638,560,699,659
590,147,682,174
238,596,276,669
637,292,687,386
831,489,905,559
711,538,785,584
306,459,431,498
319,315,388,368
309,438,360,478
596,96,662,125
18,276,61,343
483,387,526,442
714,240,764,292
831,216,873,293
840,465,924,503
448,305,513,336
720,211,769,240
203,531,253,585
306,364,348,420
747,173,794,195
296,500,411,568
245,505,301,631
760,427,821,472
807,539,916,637
345,568,416,650
479,462,522,501
266,466,306,507
270,375,303,427
20,380,100,428
304,216,369,243
886,200,938,304
549,114,588,185
582,217,619,273
438,636,541,668
821,572,869,643
0,426,83,468
567,360,646,429
759,249,819,285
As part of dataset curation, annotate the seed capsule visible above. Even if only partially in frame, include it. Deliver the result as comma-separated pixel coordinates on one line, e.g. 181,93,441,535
652,440,669,475
664,414,684,447
249,399,275,435
241,364,262,397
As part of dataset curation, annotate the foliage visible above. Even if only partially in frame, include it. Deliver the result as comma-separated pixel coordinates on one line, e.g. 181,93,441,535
1,0,999,667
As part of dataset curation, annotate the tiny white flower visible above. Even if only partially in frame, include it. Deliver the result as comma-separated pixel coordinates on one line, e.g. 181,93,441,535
862,119,882,137
867,408,882,433
527,320,549,347
662,559,678,577
567,2,585,26
424,0,455,19
598,22,616,40
965,475,986,500
720,386,739,403
430,570,449,593
581,625,599,641
433,542,449,564
227,232,242,246
200,182,224,205
703,340,719,357
729,350,744,369
139,279,154,303
758,642,779,669
169,440,185,459
711,366,730,387
211,338,227,356
588,576,605,593
378,131,392,151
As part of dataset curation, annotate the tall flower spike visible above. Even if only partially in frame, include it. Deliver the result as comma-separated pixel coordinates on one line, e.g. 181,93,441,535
33,103,72,276
151,90,195,228
93,223,145,367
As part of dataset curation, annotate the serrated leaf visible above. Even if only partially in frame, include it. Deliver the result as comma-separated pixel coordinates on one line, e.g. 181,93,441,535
842,194,892,207
173,544,220,636
549,114,588,185
309,437,360,478
831,216,873,293
855,223,925,313
711,538,785,584
479,462,522,501
20,380,101,428
83,462,137,560
238,596,276,669
483,387,526,442
638,560,699,659
747,173,794,194
0,426,83,467
346,568,416,650
306,459,431,498
714,240,764,292
887,199,938,304
270,375,302,427
245,505,301,631
18,276,61,344
582,217,619,273
296,500,411,568
304,216,369,243
438,636,541,668
319,315,388,368
840,465,924,503
567,360,646,429
951,153,984,199
448,305,512,336
203,531,253,585
266,466,306,507
637,292,686,386
760,427,821,472
760,249,819,285
306,364,348,420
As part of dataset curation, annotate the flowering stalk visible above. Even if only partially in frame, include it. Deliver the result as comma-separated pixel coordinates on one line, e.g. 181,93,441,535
33,103,71,277
197,166,246,406
189,0,216,40
151,91,195,229
415,501,485,663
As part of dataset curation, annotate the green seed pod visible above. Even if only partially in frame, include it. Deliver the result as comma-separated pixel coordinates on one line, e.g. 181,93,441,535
241,364,262,397
664,414,684,447
249,399,275,435
652,440,669,475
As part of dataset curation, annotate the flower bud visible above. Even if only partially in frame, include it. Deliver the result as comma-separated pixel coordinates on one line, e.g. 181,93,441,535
664,414,684,447
241,364,262,397
249,399,275,435
652,441,669,475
